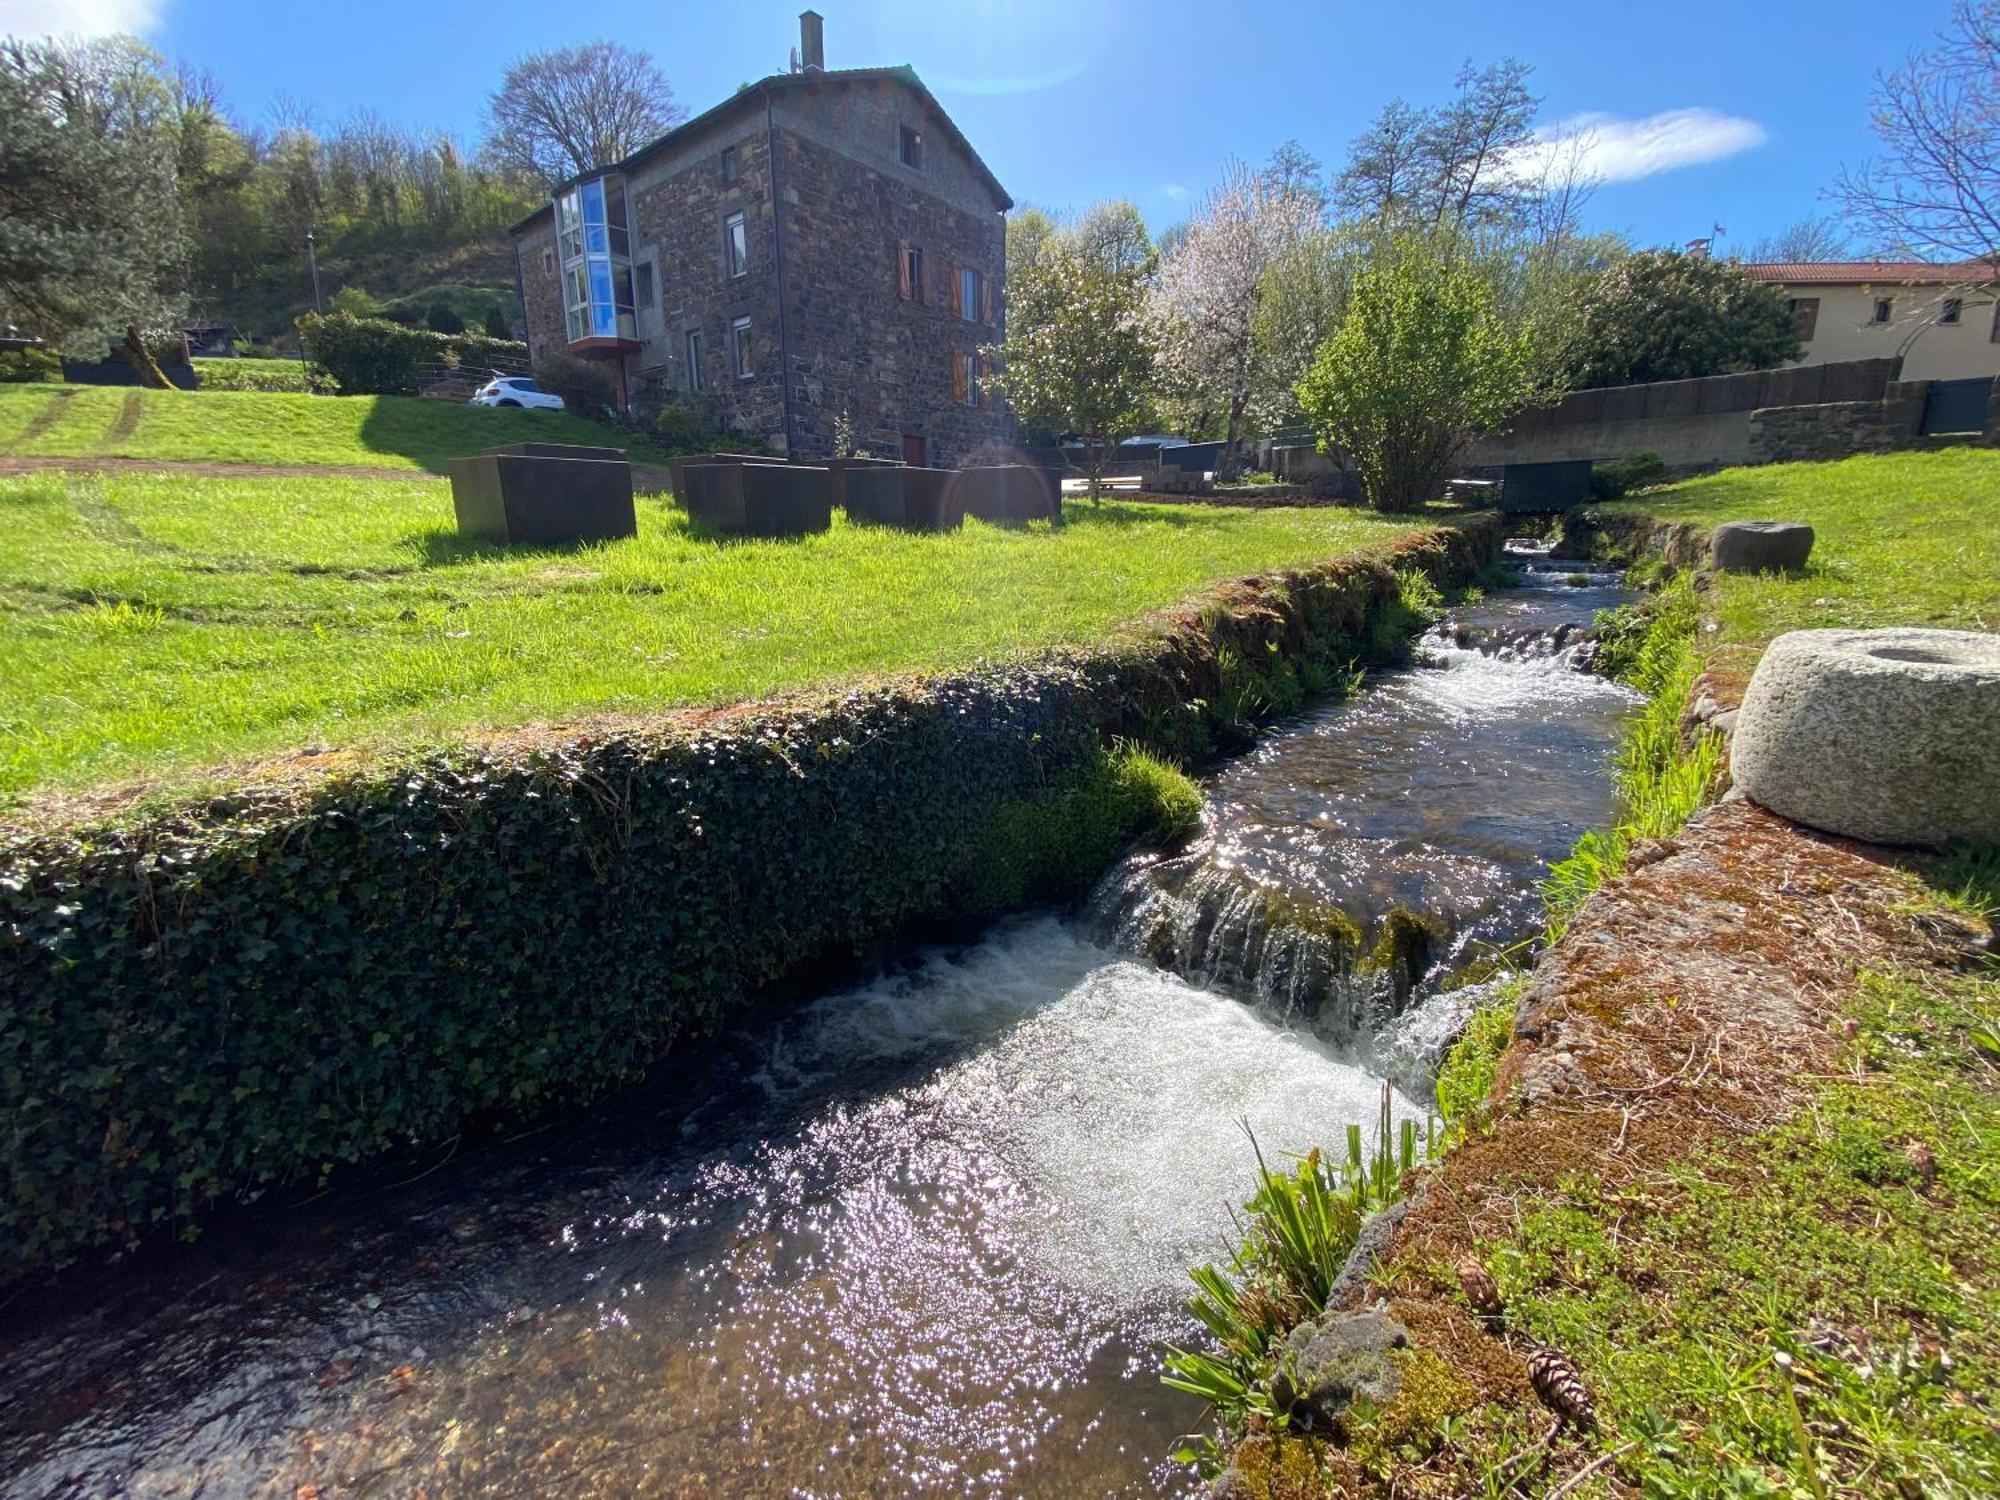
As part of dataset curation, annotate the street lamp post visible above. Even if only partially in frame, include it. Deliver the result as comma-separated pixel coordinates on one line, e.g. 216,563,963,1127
305,228,324,314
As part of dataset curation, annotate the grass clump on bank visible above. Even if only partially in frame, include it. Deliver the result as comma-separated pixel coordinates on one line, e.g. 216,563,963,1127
1542,573,1721,938
0,385,672,471
0,472,1417,804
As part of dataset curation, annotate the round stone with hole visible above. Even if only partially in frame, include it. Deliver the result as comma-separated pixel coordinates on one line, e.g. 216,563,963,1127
1730,628,2000,847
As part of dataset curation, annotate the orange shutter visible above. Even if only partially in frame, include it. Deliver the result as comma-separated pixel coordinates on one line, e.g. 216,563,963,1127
897,242,912,300
947,261,962,316
950,349,967,404
979,274,993,325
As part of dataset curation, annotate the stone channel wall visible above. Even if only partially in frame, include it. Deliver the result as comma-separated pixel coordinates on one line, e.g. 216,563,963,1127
0,519,1502,1288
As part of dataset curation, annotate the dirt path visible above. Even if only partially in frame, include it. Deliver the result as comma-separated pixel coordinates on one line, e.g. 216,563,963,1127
0,454,676,490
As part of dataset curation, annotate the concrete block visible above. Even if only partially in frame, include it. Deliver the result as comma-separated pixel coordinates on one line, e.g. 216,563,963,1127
449,448,636,545
946,465,1058,522
680,462,832,537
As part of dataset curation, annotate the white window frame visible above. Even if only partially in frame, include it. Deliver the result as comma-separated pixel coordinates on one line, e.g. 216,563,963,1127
731,316,753,379
685,328,703,393
725,211,748,279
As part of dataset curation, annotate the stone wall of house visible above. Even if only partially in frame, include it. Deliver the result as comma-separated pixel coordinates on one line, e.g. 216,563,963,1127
1748,383,1928,463
772,121,1009,465
513,219,565,365
629,125,788,448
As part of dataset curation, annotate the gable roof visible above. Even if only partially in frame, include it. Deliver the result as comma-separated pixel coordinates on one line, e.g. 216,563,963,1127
1742,260,1998,286
509,65,1010,237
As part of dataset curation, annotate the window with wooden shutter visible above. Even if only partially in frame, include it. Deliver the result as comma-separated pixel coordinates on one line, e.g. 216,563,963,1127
979,275,994,325
897,241,912,300
1786,296,1819,341
945,260,961,316
950,348,968,404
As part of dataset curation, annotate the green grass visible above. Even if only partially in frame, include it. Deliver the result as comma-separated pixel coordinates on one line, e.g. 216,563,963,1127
1604,448,2000,671
0,471,1416,803
1485,962,2000,1497
0,385,671,472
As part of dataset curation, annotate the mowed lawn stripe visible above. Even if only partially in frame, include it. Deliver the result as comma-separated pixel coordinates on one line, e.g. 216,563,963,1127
0,471,1420,801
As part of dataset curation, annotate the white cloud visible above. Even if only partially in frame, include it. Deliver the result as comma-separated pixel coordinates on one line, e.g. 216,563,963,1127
0,0,161,39
1513,107,1768,186
1162,183,1189,201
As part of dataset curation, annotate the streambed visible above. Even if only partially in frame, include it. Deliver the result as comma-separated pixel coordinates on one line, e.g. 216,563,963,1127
0,547,1636,1499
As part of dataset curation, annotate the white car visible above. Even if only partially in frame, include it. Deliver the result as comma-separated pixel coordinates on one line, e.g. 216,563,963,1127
470,375,565,412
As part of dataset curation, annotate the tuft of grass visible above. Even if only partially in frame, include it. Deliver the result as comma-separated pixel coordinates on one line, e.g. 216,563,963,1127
0,385,673,471
1433,987,1519,1142
1543,575,1722,938
0,471,1418,803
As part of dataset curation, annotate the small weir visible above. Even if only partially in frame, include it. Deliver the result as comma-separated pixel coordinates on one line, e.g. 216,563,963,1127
0,546,1637,1499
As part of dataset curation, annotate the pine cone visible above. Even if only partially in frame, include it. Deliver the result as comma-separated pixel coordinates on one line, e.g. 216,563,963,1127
1457,1257,1503,1321
1906,1139,1937,1191
1526,1345,1596,1430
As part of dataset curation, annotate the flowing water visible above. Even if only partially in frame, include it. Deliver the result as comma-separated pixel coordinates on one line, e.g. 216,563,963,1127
0,546,1636,1500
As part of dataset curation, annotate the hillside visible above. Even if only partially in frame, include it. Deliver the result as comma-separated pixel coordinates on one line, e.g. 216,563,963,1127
0,387,670,474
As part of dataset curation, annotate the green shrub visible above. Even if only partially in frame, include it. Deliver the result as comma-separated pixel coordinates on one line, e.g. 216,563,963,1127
192,357,337,395
425,301,466,335
0,346,61,383
295,311,527,396
1587,452,1666,501
650,400,719,454
534,351,618,420
483,306,512,340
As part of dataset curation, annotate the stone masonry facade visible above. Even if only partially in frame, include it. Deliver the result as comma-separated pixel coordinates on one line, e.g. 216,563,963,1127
511,68,1011,468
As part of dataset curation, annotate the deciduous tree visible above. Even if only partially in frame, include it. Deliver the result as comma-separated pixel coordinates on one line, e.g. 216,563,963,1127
484,41,685,187
1569,249,1802,388
989,243,1153,505
1834,1,2000,263
1295,232,1542,512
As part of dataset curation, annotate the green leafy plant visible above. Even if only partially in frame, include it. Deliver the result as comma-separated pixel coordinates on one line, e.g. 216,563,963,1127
295,310,526,396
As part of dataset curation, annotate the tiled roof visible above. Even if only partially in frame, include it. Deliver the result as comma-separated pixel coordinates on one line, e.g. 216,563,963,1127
1741,260,1998,284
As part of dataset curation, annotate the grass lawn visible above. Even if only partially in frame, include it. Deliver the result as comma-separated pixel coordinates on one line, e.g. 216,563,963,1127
1606,447,2000,680
0,385,673,472
0,471,1419,804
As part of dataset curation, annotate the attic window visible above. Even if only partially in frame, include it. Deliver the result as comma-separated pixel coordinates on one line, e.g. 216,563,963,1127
898,124,923,169
1939,297,1963,325
1871,297,1894,324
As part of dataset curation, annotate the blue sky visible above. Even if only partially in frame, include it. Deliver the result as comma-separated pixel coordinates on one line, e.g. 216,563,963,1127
3,0,1955,252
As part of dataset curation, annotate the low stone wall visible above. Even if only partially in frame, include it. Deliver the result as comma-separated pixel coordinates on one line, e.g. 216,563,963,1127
1749,383,1927,463
0,518,1502,1287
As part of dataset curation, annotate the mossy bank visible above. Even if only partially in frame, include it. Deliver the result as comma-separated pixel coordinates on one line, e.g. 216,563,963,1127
0,517,1500,1288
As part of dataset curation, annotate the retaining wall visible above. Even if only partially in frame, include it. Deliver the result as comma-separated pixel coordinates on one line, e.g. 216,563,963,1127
0,518,1502,1287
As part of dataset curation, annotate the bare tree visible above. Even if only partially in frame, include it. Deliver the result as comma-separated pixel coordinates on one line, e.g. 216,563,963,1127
1833,1,2000,262
1336,60,1545,235
484,42,685,187
1742,216,1853,263
1260,139,1328,217
1523,127,1600,246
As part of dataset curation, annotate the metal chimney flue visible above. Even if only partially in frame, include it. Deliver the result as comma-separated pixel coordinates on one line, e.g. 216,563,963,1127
799,10,824,71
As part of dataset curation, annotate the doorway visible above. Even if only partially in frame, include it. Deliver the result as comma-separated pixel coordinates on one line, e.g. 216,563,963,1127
901,434,927,468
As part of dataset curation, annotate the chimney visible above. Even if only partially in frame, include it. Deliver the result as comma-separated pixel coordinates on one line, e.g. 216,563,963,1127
799,10,824,71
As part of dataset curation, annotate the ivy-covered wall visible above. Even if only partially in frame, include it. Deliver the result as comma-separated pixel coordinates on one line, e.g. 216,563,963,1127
0,518,1500,1286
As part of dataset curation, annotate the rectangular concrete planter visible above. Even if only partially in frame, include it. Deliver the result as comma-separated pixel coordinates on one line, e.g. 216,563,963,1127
944,465,1058,523
1498,460,1592,514
680,462,832,537
825,455,904,512
448,445,637,545
667,451,772,503
842,465,961,530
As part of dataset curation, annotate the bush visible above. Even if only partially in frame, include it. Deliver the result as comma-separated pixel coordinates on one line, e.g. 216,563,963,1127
0,346,60,383
295,311,528,396
426,301,466,334
649,400,719,454
192,357,338,394
483,306,512,340
534,351,618,420
1588,452,1666,500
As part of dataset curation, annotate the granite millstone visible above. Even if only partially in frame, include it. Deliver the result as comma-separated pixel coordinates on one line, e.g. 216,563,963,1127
1730,628,2000,847
1710,520,1815,574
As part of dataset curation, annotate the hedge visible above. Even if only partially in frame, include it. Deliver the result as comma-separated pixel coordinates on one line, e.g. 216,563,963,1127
0,519,1500,1286
294,311,529,396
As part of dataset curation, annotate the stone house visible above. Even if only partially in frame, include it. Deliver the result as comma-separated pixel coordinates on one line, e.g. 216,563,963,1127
1742,261,2000,381
509,12,1013,466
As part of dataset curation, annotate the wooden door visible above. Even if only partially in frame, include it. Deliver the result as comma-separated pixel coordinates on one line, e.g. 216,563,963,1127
902,434,927,468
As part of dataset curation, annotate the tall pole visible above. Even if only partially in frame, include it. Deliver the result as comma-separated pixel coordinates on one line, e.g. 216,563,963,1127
305,228,324,313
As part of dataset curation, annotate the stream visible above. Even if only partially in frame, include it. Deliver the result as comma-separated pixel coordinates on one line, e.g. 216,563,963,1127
0,545,1637,1500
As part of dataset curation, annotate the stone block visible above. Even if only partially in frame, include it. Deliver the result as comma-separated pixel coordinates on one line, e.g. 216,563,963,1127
448,448,636,546
1731,628,2000,847
679,461,832,537
1710,520,1815,573
945,465,1058,522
